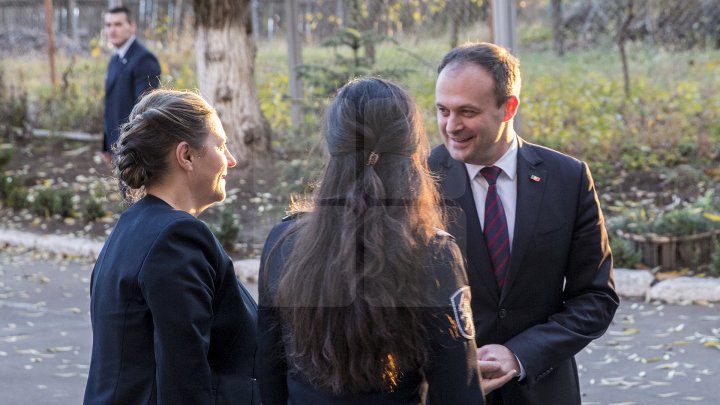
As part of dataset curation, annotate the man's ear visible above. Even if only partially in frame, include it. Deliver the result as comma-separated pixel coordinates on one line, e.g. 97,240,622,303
503,95,520,122
175,142,194,172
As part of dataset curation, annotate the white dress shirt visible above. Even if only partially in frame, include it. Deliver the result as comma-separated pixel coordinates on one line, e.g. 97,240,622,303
464,136,526,379
115,36,136,60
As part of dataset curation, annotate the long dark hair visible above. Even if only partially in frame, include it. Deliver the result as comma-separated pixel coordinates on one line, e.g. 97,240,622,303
274,77,454,394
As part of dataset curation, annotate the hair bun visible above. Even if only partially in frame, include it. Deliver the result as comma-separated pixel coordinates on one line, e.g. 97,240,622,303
115,149,149,189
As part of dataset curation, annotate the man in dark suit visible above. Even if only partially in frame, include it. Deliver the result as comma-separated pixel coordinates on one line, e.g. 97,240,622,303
429,42,619,405
102,6,160,164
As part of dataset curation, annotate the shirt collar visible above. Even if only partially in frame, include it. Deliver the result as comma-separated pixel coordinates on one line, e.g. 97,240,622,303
465,135,518,181
115,36,136,59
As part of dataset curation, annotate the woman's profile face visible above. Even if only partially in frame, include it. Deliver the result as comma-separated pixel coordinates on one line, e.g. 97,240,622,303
192,113,237,207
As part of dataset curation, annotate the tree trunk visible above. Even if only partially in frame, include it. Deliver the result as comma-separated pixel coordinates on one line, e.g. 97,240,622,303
193,0,271,169
448,0,462,49
551,0,564,56
488,0,494,43
616,0,634,100
44,0,56,86
67,0,78,43
285,0,303,127
361,0,382,65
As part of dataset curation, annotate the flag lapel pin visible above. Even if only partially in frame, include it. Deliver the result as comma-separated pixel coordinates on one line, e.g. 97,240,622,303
530,174,541,182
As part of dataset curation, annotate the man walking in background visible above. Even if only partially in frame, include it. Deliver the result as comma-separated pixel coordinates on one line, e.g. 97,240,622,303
429,42,619,404
102,6,160,164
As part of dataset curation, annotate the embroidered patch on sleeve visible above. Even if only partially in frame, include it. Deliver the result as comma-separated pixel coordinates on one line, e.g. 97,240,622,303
450,286,475,340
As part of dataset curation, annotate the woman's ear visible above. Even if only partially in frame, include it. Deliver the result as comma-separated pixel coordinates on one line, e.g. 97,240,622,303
175,141,194,172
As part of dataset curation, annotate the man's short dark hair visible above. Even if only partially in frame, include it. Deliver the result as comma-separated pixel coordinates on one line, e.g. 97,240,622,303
438,42,521,107
107,6,133,23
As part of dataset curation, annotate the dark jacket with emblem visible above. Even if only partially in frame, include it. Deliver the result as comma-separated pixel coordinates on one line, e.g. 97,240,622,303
103,39,161,152
84,195,259,405
429,139,619,405
257,219,484,405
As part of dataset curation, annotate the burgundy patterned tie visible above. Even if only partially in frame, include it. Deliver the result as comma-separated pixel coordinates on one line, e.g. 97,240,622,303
480,166,510,289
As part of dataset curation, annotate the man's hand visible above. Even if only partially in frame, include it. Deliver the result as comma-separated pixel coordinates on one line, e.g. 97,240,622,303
478,360,516,395
100,151,112,165
476,344,520,393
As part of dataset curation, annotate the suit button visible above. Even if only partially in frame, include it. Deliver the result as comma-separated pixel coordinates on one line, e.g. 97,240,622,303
498,309,507,318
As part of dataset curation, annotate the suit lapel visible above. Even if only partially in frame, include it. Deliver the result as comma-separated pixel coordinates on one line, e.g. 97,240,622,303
442,155,501,301
502,138,546,299
105,41,139,93
105,56,119,93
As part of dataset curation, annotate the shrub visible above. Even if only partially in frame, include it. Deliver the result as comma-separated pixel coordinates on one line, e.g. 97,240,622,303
82,196,105,223
710,239,720,277
5,182,28,210
31,188,56,218
56,190,75,218
0,69,29,137
274,27,414,201
609,202,720,238
210,208,241,253
31,188,76,218
35,58,104,133
0,175,28,210
651,207,714,236
7,187,28,210
0,148,13,169
609,236,642,269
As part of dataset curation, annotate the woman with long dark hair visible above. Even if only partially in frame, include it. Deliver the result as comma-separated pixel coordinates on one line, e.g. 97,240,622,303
257,77,485,404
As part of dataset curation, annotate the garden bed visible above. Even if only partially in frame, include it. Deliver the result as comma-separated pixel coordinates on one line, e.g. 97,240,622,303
618,229,720,271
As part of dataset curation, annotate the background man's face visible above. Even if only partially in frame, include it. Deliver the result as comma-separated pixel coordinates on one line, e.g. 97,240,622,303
104,12,135,48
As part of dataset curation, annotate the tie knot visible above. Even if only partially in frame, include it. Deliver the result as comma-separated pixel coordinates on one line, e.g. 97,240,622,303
480,166,502,185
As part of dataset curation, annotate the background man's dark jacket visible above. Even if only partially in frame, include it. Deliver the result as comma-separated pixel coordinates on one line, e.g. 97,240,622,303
103,40,160,152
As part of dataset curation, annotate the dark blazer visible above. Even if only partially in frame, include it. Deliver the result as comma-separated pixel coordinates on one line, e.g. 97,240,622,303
429,139,619,405
103,39,161,152
84,195,259,405
257,220,484,405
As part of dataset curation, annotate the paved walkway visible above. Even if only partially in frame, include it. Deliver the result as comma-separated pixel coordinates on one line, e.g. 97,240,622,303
577,299,720,404
1,228,719,404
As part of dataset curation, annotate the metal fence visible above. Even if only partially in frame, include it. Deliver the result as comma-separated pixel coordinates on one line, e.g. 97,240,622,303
0,1,718,55
561,0,720,51
0,0,189,53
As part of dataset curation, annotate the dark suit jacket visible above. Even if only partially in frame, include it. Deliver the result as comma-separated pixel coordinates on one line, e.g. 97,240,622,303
103,39,161,152
429,139,619,405
84,195,259,405
257,220,484,405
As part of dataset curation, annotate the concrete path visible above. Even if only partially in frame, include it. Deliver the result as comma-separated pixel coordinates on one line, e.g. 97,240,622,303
577,298,720,404
0,248,93,404
1,228,719,405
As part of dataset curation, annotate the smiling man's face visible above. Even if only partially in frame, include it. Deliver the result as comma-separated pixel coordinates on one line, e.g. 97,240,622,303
435,62,514,166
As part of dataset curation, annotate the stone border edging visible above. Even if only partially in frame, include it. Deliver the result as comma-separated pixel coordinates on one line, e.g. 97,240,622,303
614,268,720,304
0,228,104,258
2,228,719,303
0,228,260,283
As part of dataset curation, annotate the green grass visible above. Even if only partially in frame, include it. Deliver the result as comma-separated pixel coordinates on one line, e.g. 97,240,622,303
256,35,720,176
3,28,719,186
